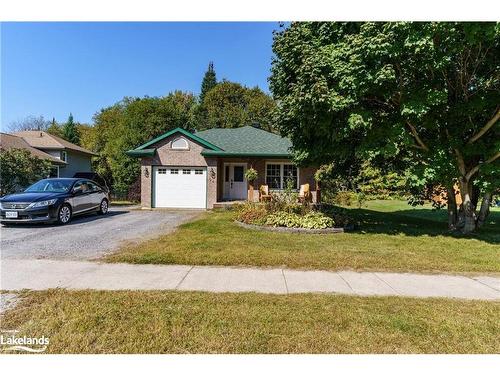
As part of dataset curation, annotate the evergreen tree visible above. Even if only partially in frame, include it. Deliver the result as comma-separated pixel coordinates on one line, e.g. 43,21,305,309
200,62,217,103
62,113,80,145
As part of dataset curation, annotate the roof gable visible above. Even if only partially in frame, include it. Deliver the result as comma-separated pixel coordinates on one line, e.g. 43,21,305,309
134,127,222,151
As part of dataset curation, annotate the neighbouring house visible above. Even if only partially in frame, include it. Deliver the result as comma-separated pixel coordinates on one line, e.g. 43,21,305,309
126,125,318,209
0,132,67,177
13,131,97,178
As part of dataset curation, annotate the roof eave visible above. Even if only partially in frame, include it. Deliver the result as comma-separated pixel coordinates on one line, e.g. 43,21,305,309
126,149,156,157
51,159,68,165
201,151,291,158
35,146,98,157
65,148,99,157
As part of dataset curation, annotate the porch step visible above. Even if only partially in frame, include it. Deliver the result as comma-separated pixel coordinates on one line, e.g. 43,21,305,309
213,201,246,209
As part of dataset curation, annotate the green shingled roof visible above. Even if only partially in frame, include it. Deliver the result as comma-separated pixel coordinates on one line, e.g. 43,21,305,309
195,126,292,157
127,126,292,158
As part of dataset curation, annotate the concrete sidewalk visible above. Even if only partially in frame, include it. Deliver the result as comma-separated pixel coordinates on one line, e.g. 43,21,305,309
1,259,499,300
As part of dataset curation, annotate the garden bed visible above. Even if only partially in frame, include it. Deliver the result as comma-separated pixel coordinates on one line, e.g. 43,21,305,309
234,199,354,232
234,220,347,234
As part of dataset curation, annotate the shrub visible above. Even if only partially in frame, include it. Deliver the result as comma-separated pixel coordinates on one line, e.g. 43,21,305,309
318,204,353,227
0,149,52,196
356,191,367,208
266,211,335,229
235,202,268,225
332,191,358,206
266,180,300,212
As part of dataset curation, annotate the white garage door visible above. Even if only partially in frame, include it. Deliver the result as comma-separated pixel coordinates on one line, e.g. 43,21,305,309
153,166,207,208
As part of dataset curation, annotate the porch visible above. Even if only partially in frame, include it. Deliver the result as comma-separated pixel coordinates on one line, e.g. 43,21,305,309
213,157,319,204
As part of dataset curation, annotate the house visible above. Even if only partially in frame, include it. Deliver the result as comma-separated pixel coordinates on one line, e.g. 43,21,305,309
0,132,67,177
126,126,318,209
13,131,96,178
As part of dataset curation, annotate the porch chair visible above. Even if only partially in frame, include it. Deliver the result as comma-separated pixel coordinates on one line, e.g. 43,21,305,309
298,183,312,203
259,185,272,202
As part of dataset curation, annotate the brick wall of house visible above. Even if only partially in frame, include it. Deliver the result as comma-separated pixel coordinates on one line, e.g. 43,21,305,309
139,134,217,209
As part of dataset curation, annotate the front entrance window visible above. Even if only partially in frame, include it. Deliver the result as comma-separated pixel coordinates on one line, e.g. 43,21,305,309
233,166,244,182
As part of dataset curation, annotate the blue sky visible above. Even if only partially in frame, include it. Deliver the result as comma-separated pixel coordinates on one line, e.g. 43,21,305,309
1,22,281,129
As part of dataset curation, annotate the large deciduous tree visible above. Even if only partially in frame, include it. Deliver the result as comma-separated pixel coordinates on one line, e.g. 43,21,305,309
200,80,276,131
90,91,197,196
270,22,499,233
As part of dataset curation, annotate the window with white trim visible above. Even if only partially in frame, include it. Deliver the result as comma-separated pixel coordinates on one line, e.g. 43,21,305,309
194,169,203,175
283,164,298,189
158,168,167,174
182,169,191,175
171,137,189,150
266,163,298,189
170,169,179,174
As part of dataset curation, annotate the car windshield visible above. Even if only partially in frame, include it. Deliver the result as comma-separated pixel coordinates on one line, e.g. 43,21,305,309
25,179,73,193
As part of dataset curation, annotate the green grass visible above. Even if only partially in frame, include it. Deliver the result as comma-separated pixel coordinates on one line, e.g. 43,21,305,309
1,290,498,353
105,200,500,274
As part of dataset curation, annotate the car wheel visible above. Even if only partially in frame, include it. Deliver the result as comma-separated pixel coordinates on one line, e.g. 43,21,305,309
98,199,109,215
57,204,72,225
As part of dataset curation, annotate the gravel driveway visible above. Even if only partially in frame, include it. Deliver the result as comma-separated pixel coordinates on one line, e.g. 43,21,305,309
0,207,200,260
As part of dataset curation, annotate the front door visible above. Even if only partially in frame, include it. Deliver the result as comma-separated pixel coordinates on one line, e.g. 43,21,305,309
223,164,247,200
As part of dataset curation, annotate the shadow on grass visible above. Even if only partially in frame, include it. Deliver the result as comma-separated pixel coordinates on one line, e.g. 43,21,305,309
345,206,500,244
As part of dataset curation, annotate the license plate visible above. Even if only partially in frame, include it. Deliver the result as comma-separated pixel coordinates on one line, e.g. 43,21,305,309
6,211,18,218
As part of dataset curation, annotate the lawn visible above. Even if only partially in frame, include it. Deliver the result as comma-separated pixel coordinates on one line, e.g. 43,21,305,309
1,290,498,354
105,200,500,274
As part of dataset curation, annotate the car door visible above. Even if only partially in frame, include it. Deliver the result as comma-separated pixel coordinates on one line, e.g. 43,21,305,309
86,181,102,210
71,181,89,213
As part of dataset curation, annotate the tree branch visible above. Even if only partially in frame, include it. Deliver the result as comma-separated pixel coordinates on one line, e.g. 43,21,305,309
406,121,430,152
465,151,500,181
468,108,500,144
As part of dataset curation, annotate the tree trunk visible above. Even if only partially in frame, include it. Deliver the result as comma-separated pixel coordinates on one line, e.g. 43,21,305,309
476,191,492,228
471,185,480,211
446,186,458,231
458,177,478,234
